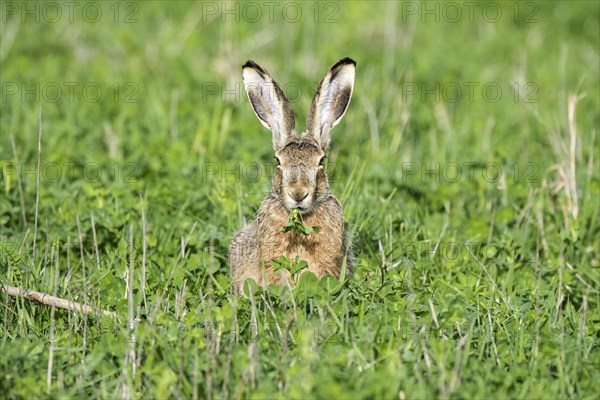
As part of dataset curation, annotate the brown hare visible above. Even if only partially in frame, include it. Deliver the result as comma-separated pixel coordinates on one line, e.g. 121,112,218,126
229,57,356,292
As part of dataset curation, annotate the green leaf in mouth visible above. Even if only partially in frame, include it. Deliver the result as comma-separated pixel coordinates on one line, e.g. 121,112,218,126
282,208,321,236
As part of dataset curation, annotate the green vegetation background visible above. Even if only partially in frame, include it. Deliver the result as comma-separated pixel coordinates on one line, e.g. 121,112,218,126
1,1,599,398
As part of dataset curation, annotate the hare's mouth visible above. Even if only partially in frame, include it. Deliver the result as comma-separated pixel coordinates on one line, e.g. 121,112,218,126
294,207,314,217
284,196,313,214
296,205,309,214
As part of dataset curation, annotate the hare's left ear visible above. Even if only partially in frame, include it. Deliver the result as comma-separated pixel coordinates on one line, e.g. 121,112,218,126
306,57,356,149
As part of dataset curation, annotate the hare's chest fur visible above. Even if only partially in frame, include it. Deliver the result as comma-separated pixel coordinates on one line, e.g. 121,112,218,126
257,197,345,279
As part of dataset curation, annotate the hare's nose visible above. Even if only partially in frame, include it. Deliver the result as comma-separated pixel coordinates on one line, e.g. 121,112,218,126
289,188,309,202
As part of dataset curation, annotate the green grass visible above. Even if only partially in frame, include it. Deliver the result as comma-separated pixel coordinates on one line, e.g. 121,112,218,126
1,1,599,398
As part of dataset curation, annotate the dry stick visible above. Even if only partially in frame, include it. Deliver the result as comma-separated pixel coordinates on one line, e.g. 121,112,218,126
10,134,27,226
1,284,116,317
32,106,43,260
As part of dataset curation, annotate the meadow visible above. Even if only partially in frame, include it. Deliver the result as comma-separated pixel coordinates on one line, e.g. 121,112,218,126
1,1,599,398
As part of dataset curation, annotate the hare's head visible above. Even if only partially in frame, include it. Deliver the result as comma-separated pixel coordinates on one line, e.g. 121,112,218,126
242,58,356,214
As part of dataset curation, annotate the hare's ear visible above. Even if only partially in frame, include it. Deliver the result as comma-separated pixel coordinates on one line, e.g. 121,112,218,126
306,57,356,149
242,60,295,151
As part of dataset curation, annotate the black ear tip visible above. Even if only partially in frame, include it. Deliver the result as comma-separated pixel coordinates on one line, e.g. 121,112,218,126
331,57,356,70
242,60,269,77
242,60,257,69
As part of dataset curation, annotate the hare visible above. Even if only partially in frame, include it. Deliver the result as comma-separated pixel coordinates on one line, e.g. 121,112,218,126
229,57,356,292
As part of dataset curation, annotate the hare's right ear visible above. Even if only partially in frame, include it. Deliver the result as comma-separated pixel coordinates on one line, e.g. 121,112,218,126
242,60,295,151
